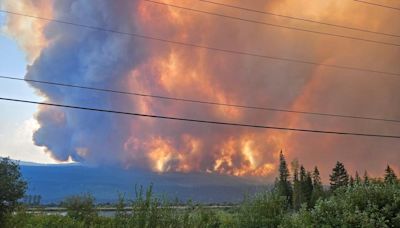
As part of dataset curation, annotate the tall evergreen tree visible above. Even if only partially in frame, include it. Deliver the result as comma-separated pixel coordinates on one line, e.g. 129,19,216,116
291,159,301,209
275,150,292,205
329,161,349,191
384,165,398,184
349,176,354,186
295,165,314,208
304,172,314,207
297,165,307,209
311,166,323,205
355,171,361,185
364,171,369,185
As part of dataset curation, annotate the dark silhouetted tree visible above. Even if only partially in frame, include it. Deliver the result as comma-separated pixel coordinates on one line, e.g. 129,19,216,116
298,166,313,207
355,171,361,185
329,161,349,191
275,151,292,205
311,166,324,206
0,158,27,222
291,159,301,209
303,172,313,207
364,171,370,185
384,165,397,184
349,176,354,186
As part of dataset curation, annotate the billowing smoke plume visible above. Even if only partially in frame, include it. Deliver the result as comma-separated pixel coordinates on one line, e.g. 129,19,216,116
3,0,400,180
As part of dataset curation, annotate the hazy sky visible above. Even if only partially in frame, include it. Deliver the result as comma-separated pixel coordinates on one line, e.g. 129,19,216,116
1,0,399,181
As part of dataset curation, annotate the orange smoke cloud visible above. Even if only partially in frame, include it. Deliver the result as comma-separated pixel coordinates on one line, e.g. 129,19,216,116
1,0,53,62
3,0,400,181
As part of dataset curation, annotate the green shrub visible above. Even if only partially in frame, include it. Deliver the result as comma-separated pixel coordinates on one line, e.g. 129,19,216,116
312,183,400,227
280,205,313,228
62,193,97,224
237,191,288,228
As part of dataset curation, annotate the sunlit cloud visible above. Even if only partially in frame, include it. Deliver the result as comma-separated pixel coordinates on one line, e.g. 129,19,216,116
2,0,399,180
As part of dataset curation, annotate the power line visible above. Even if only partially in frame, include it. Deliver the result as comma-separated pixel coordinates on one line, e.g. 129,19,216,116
2,74,400,124
1,97,400,139
144,0,400,47
199,0,400,38
354,0,400,11
0,9,399,77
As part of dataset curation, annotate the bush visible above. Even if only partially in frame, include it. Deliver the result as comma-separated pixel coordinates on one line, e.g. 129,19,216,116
187,206,223,228
237,191,288,228
282,182,400,227
62,193,97,224
312,183,400,227
280,206,313,228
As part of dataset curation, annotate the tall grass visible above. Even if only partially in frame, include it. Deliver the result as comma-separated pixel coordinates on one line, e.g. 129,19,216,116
4,182,400,227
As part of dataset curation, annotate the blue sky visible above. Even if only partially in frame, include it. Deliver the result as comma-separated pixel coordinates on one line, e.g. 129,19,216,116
0,15,57,163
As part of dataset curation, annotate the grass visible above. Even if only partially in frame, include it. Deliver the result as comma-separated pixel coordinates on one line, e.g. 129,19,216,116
3,182,400,227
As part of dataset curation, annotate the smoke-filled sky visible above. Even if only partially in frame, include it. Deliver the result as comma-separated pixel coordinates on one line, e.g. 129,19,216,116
1,0,399,181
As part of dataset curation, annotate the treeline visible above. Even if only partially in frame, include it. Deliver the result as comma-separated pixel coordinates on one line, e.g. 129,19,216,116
22,195,42,206
275,151,399,210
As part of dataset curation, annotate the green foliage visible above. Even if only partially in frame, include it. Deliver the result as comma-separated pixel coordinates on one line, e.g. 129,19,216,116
282,182,400,227
2,158,400,227
4,210,114,228
299,166,313,208
3,180,400,228
384,165,398,184
355,171,362,185
187,206,224,228
114,192,128,227
61,193,97,224
329,161,349,191
126,184,181,227
311,166,324,207
237,191,288,228
291,159,301,210
276,151,292,205
0,158,27,222
280,205,313,228
364,170,370,185
312,183,400,227
292,162,316,209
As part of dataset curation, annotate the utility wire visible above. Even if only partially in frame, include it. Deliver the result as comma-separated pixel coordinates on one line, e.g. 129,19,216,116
1,97,400,139
2,74,400,124
199,0,400,38
144,0,399,47
0,9,399,77
354,0,400,11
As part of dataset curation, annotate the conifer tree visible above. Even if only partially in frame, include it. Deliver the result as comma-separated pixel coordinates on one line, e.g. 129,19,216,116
384,165,398,184
297,165,313,208
297,165,307,208
275,150,292,205
355,171,361,185
329,161,349,191
304,172,314,207
364,171,369,185
291,159,301,209
349,176,354,186
311,166,323,205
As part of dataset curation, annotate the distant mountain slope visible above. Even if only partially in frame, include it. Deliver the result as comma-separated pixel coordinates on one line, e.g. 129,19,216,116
20,164,270,204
